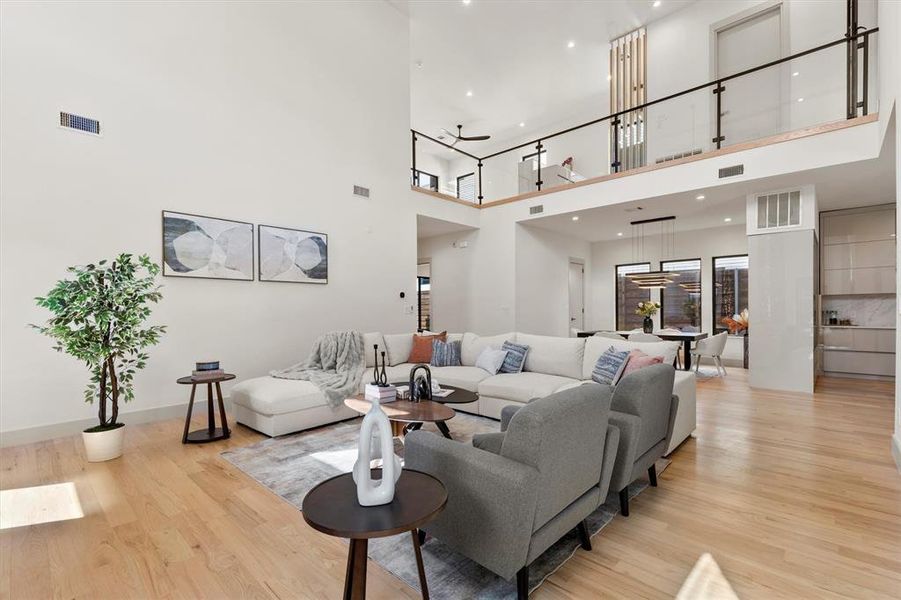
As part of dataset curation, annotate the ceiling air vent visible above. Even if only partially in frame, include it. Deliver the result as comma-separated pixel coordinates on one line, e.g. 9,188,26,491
718,164,744,178
530,204,544,215
59,111,100,135
353,185,370,198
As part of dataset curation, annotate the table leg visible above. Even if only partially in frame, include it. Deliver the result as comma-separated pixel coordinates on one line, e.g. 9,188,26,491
682,339,692,371
181,384,197,444
344,538,368,600
411,529,429,600
435,421,453,440
215,382,230,438
206,382,215,434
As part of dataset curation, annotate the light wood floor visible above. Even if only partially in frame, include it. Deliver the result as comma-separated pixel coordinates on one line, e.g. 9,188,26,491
2,371,899,599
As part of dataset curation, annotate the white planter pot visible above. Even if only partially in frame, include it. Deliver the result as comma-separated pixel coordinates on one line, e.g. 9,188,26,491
82,426,125,462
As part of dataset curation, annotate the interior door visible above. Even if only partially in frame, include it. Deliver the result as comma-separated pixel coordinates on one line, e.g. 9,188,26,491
716,6,782,146
568,261,585,333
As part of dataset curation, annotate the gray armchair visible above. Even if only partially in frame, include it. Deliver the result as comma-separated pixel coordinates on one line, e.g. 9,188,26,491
607,363,678,516
404,383,619,600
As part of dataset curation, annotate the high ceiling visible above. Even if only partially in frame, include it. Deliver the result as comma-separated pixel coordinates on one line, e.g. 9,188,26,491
526,141,897,242
401,0,695,151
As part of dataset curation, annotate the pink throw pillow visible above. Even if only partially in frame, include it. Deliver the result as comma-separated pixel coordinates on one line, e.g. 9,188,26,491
622,349,663,376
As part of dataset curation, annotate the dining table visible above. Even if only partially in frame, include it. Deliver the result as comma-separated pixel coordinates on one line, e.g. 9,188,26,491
577,330,708,371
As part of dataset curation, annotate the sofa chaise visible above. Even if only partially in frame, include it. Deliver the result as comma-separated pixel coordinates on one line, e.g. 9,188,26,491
230,331,697,454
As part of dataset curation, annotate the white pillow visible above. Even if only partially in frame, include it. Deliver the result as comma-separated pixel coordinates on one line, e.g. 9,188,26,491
461,332,515,366
475,347,508,375
383,333,413,366
362,332,386,367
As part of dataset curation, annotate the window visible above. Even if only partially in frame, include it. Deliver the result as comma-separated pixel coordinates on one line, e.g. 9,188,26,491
521,150,548,171
660,259,701,331
456,172,475,201
412,169,439,192
616,263,651,330
756,190,801,229
417,263,431,331
713,255,749,334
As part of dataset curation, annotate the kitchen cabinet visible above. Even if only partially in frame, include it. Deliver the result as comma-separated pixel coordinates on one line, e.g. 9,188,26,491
821,205,896,295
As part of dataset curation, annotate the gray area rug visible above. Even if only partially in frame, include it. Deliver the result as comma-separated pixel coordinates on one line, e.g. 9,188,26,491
222,412,669,599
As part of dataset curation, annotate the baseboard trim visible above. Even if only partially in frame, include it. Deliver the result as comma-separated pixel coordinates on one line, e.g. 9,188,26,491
0,398,232,448
892,433,901,474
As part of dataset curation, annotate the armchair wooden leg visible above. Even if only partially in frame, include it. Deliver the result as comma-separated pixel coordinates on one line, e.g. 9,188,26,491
516,565,529,600
618,488,630,516
576,520,592,551
648,463,658,487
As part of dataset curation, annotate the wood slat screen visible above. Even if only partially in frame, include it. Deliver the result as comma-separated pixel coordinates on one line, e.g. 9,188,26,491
609,28,647,172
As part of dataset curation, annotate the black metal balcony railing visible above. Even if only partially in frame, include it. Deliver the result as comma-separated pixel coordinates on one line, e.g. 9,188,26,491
411,27,878,205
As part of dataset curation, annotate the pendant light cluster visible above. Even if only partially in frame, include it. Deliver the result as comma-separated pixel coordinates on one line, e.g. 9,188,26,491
626,216,680,290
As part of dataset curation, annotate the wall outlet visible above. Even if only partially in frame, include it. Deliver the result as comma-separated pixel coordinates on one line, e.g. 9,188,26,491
404,304,415,315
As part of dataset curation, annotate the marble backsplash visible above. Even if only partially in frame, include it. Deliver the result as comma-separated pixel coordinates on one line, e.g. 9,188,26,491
822,295,896,327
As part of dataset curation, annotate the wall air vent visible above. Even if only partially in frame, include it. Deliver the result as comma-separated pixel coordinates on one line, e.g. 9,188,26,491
756,190,801,230
353,185,370,198
529,205,544,215
718,164,744,178
59,111,100,135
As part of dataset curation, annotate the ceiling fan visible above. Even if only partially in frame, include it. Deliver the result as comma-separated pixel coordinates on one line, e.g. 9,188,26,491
441,124,491,146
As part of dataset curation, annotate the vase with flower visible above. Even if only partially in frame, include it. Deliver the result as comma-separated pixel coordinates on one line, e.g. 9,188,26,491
635,301,661,333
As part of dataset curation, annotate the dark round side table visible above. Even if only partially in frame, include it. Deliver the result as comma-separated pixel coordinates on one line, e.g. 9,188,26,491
177,373,235,443
302,469,447,600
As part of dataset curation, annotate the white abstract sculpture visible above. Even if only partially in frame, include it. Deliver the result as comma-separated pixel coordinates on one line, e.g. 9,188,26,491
352,397,401,506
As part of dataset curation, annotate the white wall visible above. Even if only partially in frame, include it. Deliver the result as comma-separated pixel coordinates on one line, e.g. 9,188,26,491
417,230,479,333
515,225,592,337
0,1,421,437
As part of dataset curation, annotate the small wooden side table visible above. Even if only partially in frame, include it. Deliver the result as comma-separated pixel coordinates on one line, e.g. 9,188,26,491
302,469,447,600
177,373,235,444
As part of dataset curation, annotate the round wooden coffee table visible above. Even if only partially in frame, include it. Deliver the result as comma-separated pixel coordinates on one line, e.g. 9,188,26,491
344,397,456,439
302,469,446,600
427,384,478,405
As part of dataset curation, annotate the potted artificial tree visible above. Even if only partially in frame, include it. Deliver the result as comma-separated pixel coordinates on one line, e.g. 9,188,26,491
32,254,165,462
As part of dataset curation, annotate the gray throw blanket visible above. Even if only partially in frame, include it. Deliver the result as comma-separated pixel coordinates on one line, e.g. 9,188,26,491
270,330,365,409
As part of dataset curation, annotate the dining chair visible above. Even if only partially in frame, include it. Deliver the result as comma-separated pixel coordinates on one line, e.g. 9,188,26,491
627,332,662,342
657,329,684,370
691,332,729,376
594,332,625,340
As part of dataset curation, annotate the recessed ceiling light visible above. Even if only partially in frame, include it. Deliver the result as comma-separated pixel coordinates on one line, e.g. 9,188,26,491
462,0,471,4
792,71,800,77
653,0,662,7
466,90,473,97
519,122,525,127
695,194,705,200
572,216,580,221
567,40,576,49
797,97,805,102
617,232,623,236
724,217,732,222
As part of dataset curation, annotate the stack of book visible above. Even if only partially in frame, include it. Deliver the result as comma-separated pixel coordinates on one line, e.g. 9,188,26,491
364,383,397,402
193,361,223,380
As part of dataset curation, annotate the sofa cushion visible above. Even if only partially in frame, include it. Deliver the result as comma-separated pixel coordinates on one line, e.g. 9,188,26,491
476,347,508,375
384,333,413,366
362,332,386,367
499,340,529,374
431,339,462,367
582,336,680,380
591,346,631,385
622,350,664,376
409,331,446,363
461,332,515,366
479,372,579,404
429,365,491,392
231,376,327,416
516,333,585,380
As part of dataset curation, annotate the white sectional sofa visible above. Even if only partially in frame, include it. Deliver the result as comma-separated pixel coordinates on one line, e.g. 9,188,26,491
230,331,697,455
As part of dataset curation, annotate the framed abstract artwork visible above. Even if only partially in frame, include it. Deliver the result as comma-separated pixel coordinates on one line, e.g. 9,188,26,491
161,211,254,281
258,224,328,284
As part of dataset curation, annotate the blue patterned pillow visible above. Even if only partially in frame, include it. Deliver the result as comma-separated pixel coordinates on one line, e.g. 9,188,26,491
591,346,631,385
431,339,462,367
499,340,530,374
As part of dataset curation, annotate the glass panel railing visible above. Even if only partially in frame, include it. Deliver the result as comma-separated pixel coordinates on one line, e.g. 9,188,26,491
411,30,878,205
